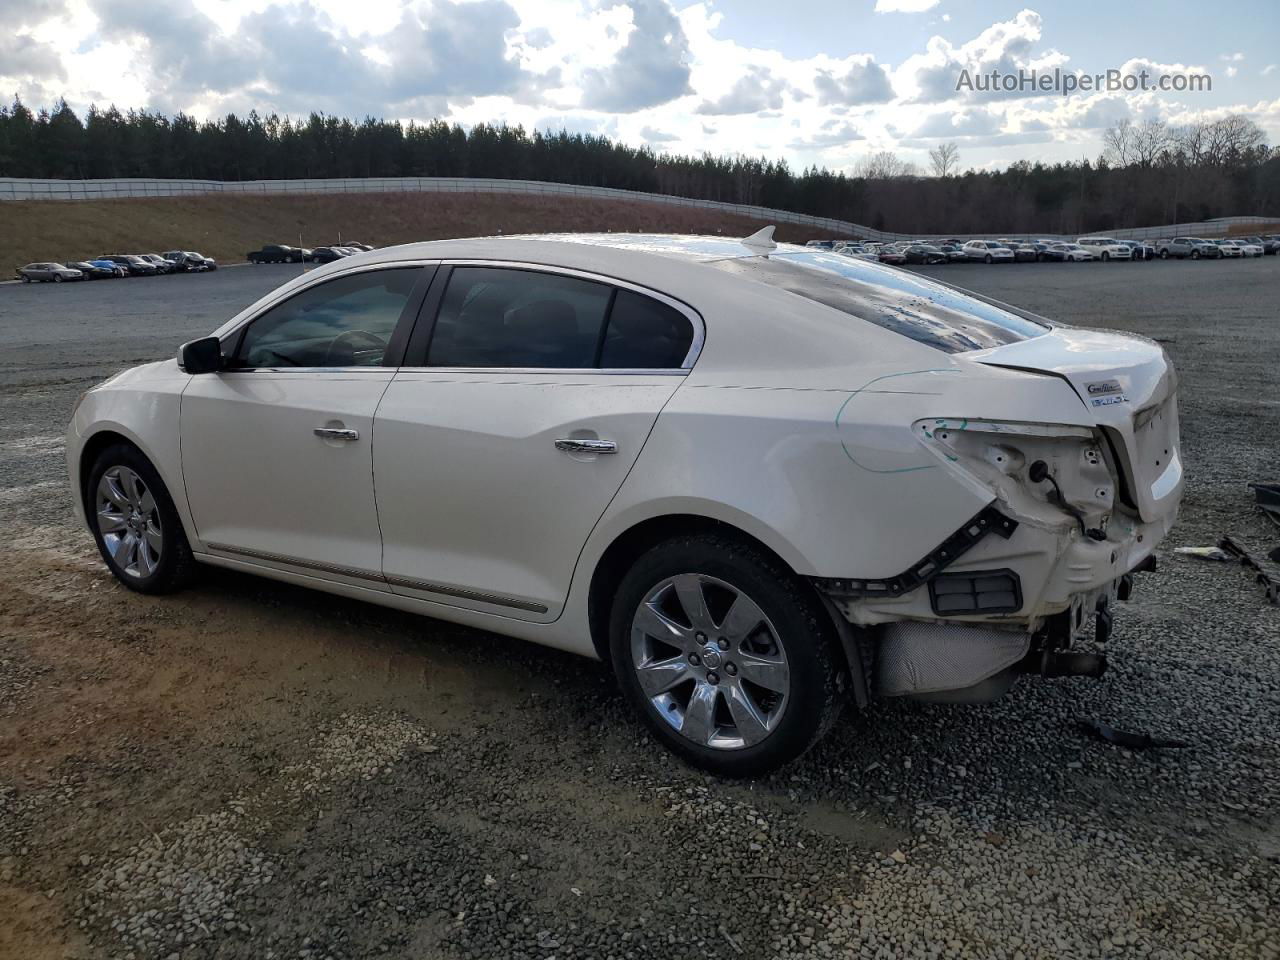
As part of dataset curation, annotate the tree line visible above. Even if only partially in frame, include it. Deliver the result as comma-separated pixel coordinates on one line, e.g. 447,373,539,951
2,98,1278,234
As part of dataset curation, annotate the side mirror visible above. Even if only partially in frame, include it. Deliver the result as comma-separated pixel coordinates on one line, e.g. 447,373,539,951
178,336,224,374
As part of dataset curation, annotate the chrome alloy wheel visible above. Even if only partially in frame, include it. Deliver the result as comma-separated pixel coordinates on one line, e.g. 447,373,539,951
96,465,162,578
630,573,789,750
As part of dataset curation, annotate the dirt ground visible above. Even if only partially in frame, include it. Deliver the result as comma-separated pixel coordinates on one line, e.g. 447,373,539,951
1,255,1278,960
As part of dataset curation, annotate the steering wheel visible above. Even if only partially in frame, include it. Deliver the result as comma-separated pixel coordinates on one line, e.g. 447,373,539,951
323,329,388,366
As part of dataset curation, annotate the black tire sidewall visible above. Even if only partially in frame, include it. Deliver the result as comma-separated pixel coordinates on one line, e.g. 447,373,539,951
86,443,193,594
609,535,842,777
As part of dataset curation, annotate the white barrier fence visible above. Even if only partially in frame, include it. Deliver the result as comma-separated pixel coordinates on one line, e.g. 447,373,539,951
0,176,1273,243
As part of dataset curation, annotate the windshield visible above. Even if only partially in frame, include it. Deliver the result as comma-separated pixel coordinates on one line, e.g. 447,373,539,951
703,250,1048,354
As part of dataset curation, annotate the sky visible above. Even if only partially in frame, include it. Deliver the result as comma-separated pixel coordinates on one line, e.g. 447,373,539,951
4,0,1279,174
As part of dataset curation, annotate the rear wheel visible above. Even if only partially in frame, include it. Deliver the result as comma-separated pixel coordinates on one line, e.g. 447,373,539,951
87,443,197,594
1191,250,1200,260
610,534,844,777
984,254,993,264
1160,249,1169,259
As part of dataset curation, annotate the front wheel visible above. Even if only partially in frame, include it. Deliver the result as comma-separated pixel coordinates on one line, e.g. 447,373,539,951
610,534,845,778
87,443,198,594
54,274,63,283
1191,250,1200,260
1160,250,1169,259
984,254,993,264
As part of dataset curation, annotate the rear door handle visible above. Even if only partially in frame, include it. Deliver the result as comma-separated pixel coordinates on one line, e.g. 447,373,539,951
315,427,359,442
555,438,618,455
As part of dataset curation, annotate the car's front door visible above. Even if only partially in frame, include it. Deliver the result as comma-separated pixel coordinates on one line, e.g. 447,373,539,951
180,265,431,586
373,264,701,621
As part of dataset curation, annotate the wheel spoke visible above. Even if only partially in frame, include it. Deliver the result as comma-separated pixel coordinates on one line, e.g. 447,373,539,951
144,524,163,555
118,531,138,570
672,574,712,631
97,509,127,534
635,655,691,697
736,650,789,693
138,540,156,576
138,489,156,515
680,683,718,745
724,683,771,744
633,602,694,649
718,592,764,641
121,470,143,508
102,473,130,509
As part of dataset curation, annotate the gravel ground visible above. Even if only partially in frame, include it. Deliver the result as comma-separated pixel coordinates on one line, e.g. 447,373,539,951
0,256,1277,960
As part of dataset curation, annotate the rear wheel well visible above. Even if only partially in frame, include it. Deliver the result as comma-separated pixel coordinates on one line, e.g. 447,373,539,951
587,515,799,663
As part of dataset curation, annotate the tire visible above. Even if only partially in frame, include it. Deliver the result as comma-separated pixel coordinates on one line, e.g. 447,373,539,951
86,443,198,595
609,534,845,778
984,254,993,264
54,274,63,283
1160,250,1169,259
21,276,30,283
1100,252,1109,262
1191,250,1200,260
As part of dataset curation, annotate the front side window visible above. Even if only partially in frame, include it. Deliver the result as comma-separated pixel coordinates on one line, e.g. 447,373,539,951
235,268,418,368
427,267,613,368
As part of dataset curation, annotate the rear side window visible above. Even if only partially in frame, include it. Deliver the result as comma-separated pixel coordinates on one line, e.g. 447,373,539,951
600,290,694,368
427,268,612,368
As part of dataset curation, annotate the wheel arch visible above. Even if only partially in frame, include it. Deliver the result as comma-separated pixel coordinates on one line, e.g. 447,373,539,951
74,423,196,544
584,511,871,706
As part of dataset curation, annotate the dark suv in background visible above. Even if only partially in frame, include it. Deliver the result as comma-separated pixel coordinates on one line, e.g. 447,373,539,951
247,244,309,264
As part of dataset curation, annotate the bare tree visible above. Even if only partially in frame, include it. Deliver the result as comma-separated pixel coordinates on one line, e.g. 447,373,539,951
854,150,918,179
929,142,960,177
1131,119,1171,168
1102,118,1135,167
1174,114,1267,167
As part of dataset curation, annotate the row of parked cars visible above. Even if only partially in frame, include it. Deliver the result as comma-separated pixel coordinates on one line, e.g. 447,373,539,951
809,234,1280,265
245,242,375,264
15,251,218,283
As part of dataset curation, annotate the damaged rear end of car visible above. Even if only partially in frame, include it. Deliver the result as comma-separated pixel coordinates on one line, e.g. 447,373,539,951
698,247,1184,706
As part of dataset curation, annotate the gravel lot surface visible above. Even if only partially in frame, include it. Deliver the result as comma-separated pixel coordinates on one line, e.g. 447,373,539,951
1,257,1277,960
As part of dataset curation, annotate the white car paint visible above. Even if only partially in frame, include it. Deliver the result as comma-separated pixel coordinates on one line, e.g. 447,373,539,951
1076,238,1132,261
67,232,1182,693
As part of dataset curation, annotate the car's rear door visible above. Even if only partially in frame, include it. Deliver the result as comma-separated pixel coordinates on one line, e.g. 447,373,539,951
180,264,434,587
372,264,701,622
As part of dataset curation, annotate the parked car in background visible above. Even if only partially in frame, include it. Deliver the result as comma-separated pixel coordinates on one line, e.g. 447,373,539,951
936,243,968,262
65,260,117,280
89,258,128,277
341,242,373,251
1213,239,1243,258
1120,240,1156,261
135,254,175,274
247,244,309,264
1156,237,1221,259
1011,244,1039,263
1053,243,1094,262
1076,238,1132,261
1260,235,1280,255
962,240,1014,263
877,246,908,265
902,244,949,265
161,251,203,272
805,240,836,250
66,230,1183,776
18,262,83,282
1234,238,1264,257
101,254,159,275
308,246,353,264
186,251,218,271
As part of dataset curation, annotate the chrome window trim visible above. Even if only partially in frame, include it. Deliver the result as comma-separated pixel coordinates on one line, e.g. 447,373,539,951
215,256,706,375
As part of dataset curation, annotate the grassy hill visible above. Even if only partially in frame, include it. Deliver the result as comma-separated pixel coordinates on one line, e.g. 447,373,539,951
2,191,840,272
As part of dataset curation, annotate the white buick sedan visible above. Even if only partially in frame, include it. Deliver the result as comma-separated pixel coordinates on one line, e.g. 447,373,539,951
67,230,1182,776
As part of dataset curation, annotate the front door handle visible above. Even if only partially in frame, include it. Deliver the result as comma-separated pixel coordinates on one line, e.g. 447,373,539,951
555,438,618,455
315,427,359,442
